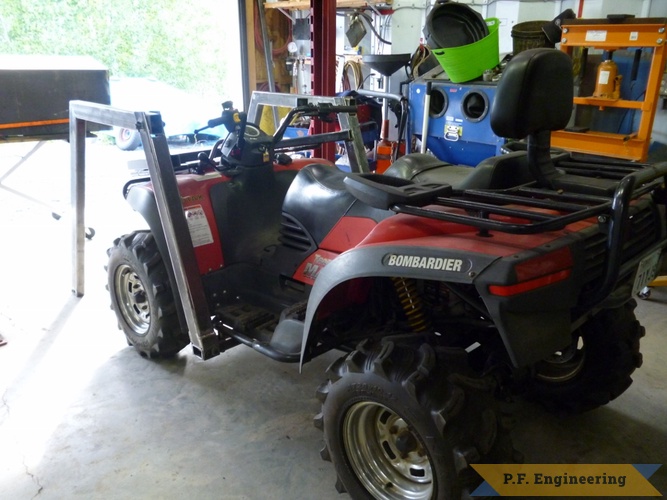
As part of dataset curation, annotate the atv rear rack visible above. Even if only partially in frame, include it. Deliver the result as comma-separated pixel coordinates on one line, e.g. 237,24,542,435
346,162,667,235
345,161,667,306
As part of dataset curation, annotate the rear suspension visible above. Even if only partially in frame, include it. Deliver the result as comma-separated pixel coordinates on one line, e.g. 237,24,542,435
391,277,430,332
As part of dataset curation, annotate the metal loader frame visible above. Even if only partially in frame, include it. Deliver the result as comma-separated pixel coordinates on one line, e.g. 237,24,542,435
69,101,220,359
69,94,368,361
247,91,370,172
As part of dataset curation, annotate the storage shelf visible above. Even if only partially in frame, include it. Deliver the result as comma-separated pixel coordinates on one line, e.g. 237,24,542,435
551,129,644,161
553,17,667,161
560,17,667,49
573,97,645,110
265,0,391,9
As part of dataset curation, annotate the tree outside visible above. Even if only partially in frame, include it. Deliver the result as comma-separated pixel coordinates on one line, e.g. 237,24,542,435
0,0,242,105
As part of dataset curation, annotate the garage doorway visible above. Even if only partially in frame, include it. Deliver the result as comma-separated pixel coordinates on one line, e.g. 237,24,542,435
0,1,244,109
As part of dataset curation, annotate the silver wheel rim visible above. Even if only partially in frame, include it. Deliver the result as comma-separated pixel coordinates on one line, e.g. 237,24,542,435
343,401,434,500
534,335,585,382
115,264,150,335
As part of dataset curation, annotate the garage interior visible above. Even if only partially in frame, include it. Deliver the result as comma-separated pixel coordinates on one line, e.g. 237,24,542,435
2,1,667,499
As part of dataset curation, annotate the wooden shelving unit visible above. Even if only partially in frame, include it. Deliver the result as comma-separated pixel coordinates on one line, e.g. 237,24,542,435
552,17,667,162
264,0,391,9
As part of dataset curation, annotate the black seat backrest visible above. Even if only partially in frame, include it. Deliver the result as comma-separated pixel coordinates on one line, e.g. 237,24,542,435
490,48,573,187
491,48,573,138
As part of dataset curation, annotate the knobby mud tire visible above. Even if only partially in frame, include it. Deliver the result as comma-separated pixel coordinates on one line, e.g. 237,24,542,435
315,340,517,500
526,299,644,414
106,231,189,358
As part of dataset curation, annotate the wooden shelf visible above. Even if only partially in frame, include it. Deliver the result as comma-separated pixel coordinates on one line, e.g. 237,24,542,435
265,0,391,9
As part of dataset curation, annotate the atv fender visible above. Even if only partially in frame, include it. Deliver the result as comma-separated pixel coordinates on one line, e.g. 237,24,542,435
125,185,188,331
126,185,172,268
299,244,501,367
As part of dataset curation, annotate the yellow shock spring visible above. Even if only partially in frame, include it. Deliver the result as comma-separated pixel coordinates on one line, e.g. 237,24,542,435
391,277,430,332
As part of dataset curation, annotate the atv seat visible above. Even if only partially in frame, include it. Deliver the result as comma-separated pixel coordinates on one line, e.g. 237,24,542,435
389,48,618,196
384,151,535,190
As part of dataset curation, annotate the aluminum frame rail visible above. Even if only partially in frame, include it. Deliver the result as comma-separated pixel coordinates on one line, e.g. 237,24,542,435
69,101,219,360
247,91,371,173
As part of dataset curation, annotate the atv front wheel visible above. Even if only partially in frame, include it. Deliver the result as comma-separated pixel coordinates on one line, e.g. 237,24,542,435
106,231,189,358
316,340,515,499
526,299,644,414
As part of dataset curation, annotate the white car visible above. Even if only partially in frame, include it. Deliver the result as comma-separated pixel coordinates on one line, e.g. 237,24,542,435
110,77,225,150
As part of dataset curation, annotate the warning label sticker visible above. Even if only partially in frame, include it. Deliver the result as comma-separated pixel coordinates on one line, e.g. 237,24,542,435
585,30,607,42
184,205,214,247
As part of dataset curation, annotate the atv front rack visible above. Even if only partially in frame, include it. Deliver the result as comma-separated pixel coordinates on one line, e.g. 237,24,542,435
345,160,667,306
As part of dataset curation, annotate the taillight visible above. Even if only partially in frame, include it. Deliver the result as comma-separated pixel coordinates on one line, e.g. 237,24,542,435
488,246,573,297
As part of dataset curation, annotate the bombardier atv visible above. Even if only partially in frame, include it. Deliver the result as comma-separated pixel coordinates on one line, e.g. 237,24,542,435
106,49,667,499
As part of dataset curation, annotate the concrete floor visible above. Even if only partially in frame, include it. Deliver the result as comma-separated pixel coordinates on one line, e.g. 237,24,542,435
1,140,666,499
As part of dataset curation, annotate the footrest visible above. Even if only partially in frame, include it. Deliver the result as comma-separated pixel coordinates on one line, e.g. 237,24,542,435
218,303,278,339
343,173,452,210
280,300,308,321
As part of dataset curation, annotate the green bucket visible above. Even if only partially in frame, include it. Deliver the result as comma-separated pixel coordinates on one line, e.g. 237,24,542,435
432,18,500,83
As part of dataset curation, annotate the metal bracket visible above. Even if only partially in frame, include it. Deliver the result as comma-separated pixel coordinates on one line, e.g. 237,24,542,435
247,91,371,173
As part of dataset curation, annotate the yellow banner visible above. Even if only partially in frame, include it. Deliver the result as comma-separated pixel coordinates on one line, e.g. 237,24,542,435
471,464,662,496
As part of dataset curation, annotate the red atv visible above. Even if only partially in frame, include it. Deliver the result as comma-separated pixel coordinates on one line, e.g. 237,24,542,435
106,49,667,499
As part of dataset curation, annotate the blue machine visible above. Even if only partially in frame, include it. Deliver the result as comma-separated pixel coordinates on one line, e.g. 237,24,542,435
409,78,505,166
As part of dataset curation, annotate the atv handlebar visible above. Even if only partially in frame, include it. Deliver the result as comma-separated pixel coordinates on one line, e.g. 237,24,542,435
198,101,358,150
271,103,359,146
206,116,226,129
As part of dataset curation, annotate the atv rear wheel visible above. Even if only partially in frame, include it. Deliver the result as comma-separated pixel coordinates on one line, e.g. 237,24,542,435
316,340,515,499
106,231,188,358
526,299,644,414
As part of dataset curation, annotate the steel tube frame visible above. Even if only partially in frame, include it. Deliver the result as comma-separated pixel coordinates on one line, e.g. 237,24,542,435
355,89,403,105
238,0,251,109
0,141,63,218
256,0,281,128
69,101,219,359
